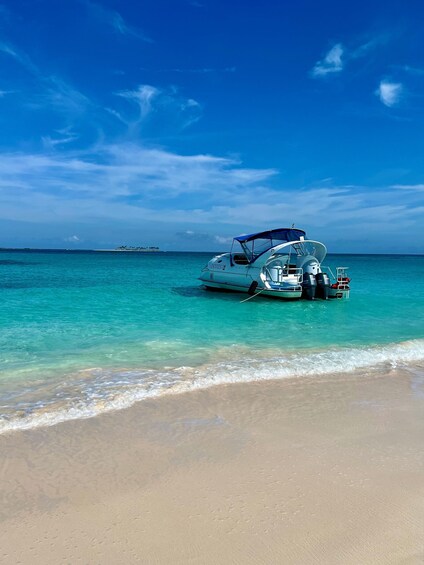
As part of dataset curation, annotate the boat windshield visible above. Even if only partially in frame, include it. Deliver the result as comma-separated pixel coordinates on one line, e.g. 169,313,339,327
234,228,306,262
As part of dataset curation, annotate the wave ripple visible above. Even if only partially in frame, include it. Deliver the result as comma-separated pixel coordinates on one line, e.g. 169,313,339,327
1,339,423,434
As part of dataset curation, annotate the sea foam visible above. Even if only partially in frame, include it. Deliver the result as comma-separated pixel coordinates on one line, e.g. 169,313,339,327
1,339,423,434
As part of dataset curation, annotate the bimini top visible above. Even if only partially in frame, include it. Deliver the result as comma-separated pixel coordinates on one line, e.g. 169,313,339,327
234,228,306,244
233,228,307,263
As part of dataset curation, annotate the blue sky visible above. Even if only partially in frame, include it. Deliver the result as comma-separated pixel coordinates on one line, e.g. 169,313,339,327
0,0,423,252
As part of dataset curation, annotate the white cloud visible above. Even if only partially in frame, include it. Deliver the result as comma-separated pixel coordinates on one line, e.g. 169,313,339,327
176,230,233,245
0,142,421,253
311,35,388,79
84,0,152,43
44,76,90,115
391,184,424,191
117,84,159,119
116,84,202,131
376,80,402,107
214,235,233,245
311,43,344,77
42,127,79,148
0,143,277,213
105,106,127,124
64,235,81,243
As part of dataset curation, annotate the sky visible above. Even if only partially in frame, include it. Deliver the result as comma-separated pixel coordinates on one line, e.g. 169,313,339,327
0,0,423,253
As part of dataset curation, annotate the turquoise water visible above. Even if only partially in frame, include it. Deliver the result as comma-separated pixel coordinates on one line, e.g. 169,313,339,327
1,250,424,432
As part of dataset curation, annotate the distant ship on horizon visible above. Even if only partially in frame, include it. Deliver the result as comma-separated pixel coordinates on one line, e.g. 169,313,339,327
115,245,161,252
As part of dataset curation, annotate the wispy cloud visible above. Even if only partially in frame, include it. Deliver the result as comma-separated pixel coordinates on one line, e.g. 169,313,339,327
44,76,90,115
311,43,344,77
117,84,159,119
0,42,39,74
0,42,90,117
115,84,202,131
84,1,153,43
64,235,82,243
0,141,421,252
42,127,80,149
0,143,277,205
0,39,203,141
391,183,424,191
350,33,390,59
376,80,403,107
399,65,424,76
311,35,389,79
176,230,231,245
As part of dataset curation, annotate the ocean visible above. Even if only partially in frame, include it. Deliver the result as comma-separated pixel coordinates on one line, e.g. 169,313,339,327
1,250,423,433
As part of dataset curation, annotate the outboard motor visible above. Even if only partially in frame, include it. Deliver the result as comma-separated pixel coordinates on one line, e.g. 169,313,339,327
315,272,330,300
302,273,317,300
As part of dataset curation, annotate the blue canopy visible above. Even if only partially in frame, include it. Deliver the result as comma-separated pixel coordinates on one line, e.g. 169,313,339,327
234,228,306,244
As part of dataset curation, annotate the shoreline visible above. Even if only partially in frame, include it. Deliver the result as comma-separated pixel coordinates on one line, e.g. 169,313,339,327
1,367,424,564
1,339,424,436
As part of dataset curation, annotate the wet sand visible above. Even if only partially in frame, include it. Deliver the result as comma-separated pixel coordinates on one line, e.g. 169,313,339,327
1,367,424,564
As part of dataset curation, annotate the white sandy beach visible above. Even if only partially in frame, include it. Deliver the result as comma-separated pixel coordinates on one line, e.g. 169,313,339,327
1,366,424,564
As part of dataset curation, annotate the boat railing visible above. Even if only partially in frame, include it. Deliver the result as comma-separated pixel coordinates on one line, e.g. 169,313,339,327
322,266,350,285
264,266,303,285
322,265,336,281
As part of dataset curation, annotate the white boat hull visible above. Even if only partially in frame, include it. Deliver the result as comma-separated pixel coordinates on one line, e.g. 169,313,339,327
328,287,350,299
201,279,302,299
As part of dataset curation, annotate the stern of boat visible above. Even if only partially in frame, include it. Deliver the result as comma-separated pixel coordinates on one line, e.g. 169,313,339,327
327,266,351,299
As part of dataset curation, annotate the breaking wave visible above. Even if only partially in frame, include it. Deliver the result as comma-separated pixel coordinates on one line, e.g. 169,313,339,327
1,339,423,434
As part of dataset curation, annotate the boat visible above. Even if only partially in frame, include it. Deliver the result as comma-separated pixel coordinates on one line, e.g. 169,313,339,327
199,227,350,300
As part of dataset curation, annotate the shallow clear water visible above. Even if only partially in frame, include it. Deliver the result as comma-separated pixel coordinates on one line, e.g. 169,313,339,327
1,250,423,432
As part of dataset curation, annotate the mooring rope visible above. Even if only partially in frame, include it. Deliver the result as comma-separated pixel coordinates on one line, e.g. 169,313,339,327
239,288,267,303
